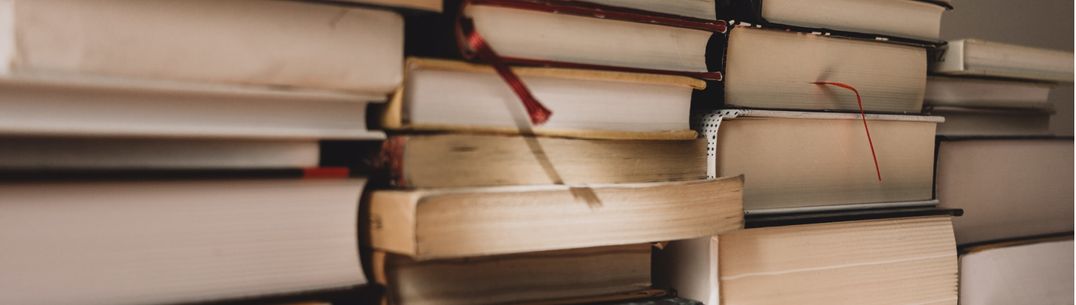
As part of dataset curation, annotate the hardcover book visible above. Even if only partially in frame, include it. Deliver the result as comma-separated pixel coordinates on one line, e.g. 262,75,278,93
336,0,443,12
936,138,1074,244
0,177,370,305
0,138,320,169
0,0,404,94
373,244,655,305
383,58,703,139
719,26,927,113
580,0,716,20
701,110,941,212
368,177,744,260
932,39,1074,82
406,0,726,76
656,215,959,305
377,134,706,188
960,237,1074,305
717,0,949,41
925,76,1054,109
928,107,1053,136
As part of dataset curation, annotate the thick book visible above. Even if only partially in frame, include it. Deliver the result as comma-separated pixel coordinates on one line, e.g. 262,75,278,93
0,138,320,169
702,110,941,212
928,107,1053,136
378,134,707,188
0,177,369,305
924,76,1055,136
936,138,1074,245
717,0,949,41
406,0,724,75
931,39,1074,82
382,58,703,140
0,74,383,168
925,76,1055,110
0,66,385,140
0,0,403,94
580,0,716,20
655,215,959,305
367,177,744,260
336,0,443,12
960,237,1074,305
719,26,927,113
373,244,655,305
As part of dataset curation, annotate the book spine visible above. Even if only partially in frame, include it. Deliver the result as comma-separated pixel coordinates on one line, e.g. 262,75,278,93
379,137,408,187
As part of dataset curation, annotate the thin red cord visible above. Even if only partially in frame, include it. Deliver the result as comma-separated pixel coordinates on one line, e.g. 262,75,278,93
464,32,552,125
456,12,552,126
813,81,883,182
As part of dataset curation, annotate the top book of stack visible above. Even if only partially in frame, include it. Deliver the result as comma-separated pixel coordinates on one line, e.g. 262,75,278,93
0,0,404,94
931,39,1074,82
717,0,951,41
0,0,415,169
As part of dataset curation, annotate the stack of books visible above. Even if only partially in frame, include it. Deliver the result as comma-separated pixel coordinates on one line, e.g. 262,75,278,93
0,0,423,304
659,0,963,304
926,40,1072,136
368,1,743,304
928,38,1074,303
1,1,1070,305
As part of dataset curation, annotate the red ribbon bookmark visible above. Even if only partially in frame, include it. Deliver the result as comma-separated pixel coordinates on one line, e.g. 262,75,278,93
455,13,552,125
453,0,730,126
465,28,552,125
813,81,883,183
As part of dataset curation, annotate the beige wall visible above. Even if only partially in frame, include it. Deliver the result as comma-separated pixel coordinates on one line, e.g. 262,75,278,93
941,0,1074,135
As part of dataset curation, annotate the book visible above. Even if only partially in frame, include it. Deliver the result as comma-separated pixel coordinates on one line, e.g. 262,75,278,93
337,0,443,12
580,0,716,20
718,0,949,41
407,1,722,75
924,76,1056,136
0,138,320,169
372,244,655,305
702,110,941,212
589,297,703,305
925,76,1055,110
960,237,1074,305
931,39,1074,82
367,177,744,260
378,134,707,188
0,0,403,94
936,138,1074,245
720,26,927,113
656,216,959,305
0,68,385,140
928,107,1053,136
188,286,383,305
382,58,703,140
0,177,369,305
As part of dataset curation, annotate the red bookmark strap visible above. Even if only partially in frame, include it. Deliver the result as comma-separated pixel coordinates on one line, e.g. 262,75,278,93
813,81,883,182
456,17,552,125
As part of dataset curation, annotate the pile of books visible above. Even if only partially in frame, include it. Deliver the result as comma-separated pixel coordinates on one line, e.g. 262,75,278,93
928,37,1074,304
0,1,1070,305
662,0,961,304
0,0,414,304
